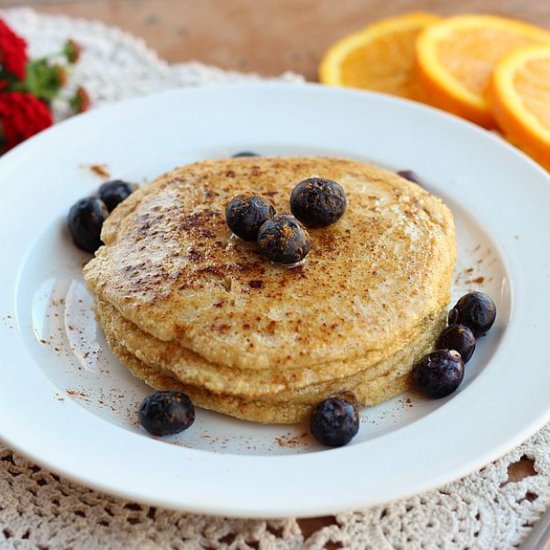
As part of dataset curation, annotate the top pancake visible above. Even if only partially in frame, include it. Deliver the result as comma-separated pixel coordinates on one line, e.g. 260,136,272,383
84,157,456,370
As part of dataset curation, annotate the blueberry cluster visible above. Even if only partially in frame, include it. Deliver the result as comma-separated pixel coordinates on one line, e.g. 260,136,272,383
309,291,497,448
67,180,136,253
225,177,346,264
412,291,497,399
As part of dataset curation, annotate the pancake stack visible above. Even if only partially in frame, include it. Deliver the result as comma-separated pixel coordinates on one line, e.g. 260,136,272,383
84,157,456,424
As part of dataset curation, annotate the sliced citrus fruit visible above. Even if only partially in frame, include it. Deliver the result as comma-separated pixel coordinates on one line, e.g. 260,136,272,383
319,12,441,100
490,45,550,170
416,15,550,127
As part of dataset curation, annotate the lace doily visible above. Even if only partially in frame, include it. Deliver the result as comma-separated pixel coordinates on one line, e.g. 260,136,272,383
1,8,548,549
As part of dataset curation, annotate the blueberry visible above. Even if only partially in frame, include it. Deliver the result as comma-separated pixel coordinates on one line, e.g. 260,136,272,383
436,324,476,363
67,196,109,253
139,391,195,436
448,292,496,337
232,151,260,158
225,192,276,241
397,170,423,185
290,177,347,228
257,214,312,264
98,180,136,212
310,397,359,447
412,350,464,398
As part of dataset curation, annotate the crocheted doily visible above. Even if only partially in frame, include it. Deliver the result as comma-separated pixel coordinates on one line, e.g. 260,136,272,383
1,8,548,549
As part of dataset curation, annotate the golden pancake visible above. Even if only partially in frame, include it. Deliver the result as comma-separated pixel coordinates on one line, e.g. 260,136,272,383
103,309,442,423
84,157,455,373
95,297,445,398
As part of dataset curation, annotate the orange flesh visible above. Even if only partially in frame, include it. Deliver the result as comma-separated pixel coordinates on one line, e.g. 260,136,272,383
438,28,539,97
339,27,427,98
513,57,550,129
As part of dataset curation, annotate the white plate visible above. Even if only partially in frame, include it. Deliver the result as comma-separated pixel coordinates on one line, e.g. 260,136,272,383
1,83,549,518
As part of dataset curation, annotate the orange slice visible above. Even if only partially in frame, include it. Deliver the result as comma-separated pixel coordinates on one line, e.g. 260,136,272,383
416,15,550,127
490,45,550,170
319,12,441,100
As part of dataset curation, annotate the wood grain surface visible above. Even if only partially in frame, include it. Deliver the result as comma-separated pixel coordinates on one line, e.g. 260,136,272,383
4,0,550,80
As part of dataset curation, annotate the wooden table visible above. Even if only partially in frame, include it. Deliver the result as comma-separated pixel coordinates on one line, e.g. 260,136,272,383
5,0,550,81
3,0,545,535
